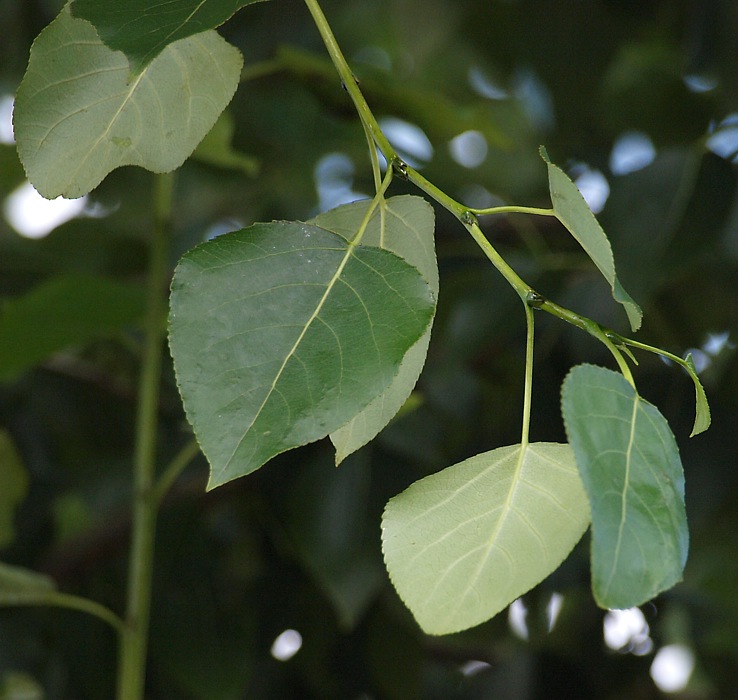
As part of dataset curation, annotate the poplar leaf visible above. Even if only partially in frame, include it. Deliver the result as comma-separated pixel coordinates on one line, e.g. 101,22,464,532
169,221,435,489
14,7,242,198
684,353,711,436
72,0,267,73
541,147,643,331
562,364,688,609
382,443,590,635
309,196,437,463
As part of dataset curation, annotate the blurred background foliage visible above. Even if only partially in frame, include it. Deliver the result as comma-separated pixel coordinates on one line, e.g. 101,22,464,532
1,0,737,698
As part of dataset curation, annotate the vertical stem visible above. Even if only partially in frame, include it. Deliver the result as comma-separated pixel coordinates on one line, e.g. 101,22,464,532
116,172,174,700
520,302,535,449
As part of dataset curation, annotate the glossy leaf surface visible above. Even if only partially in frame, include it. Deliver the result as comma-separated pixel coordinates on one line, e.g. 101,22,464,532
169,221,435,488
561,364,688,609
541,148,643,331
14,7,242,198
72,0,266,73
382,443,590,635
310,196,437,463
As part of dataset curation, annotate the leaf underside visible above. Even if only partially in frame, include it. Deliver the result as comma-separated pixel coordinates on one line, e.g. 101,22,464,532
540,148,643,332
0,562,56,606
382,442,590,635
684,353,711,436
169,221,436,489
71,0,267,74
562,364,688,609
14,7,243,198
309,195,438,463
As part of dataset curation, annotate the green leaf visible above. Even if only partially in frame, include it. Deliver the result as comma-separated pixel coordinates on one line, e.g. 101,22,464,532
191,111,259,176
0,431,28,549
309,196,438,463
14,7,242,199
169,221,436,489
382,443,590,635
0,275,146,382
540,147,643,331
0,562,56,606
684,353,711,436
561,364,688,609
71,0,267,74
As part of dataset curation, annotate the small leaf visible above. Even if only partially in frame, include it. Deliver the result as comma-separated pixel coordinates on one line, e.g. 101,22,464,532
169,221,436,489
382,443,590,635
14,7,242,198
684,353,711,436
0,431,28,549
191,111,259,176
0,562,56,606
540,147,643,331
72,0,267,74
0,275,146,382
561,364,688,609
310,196,438,463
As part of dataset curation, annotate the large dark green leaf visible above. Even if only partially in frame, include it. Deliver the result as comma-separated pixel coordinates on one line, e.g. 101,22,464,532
14,7,242,198
71,0,267,74
309,196,437,463
0,274,145,381
169,221,435,489
382,443,590,635
561,364,688,609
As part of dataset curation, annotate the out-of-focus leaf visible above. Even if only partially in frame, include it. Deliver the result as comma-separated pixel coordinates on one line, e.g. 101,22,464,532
0,274,145,381
310,196,437,463
562,364,688,609
0,430,28,549
191,111,259,176
541,148,642,331
14,7,242,198
169,220,435,488
0,562,56,605
282,453,383,629
382,443,590,635
71,0,267,74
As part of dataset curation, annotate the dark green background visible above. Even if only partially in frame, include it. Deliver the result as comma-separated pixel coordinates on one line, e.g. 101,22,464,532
1,0,736,697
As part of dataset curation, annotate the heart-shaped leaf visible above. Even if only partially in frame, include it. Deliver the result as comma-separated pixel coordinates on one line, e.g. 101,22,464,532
169,221,436,489
562,364,688,609
14,7,242,198
309,196,438,463
72,0,267,74
541,148,642,331
382,443,590,635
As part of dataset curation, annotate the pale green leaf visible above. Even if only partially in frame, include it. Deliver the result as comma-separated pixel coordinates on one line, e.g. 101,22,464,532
541,148,643,331
0,431,28,549
684,353,711,436
0,274,145,382
72,0,267,74
14,7,242,199
169,221,436,489
382,443,590,635
0,562,56,606
561,364,688,609
309,196,437,463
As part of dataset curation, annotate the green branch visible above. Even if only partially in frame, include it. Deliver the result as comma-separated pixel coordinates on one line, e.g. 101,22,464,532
116,172,174,700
